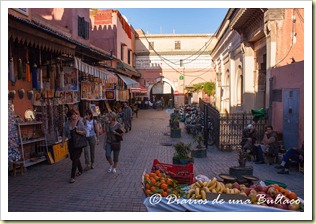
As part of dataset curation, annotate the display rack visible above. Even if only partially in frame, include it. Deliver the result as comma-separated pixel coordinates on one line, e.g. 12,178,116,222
16,121,48,167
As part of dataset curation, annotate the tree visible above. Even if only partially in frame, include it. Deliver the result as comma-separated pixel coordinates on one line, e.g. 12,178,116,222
203,81,216,97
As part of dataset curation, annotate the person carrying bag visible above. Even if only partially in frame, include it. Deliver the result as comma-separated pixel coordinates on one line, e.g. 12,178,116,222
104,112,123,174
62,109,87,183
83,109,100,170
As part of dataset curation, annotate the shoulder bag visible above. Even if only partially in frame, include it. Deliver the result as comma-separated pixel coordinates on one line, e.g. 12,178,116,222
71,120,87,149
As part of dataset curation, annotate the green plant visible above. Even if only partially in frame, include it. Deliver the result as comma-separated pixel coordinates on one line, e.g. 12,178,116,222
238,149,251,167
193,135,204,148
173,142,192,160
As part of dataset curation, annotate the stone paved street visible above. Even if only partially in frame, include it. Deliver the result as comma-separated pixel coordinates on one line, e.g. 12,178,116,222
8,109,304,212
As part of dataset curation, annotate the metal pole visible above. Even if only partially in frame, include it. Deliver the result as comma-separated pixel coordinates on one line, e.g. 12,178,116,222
204,103,208,148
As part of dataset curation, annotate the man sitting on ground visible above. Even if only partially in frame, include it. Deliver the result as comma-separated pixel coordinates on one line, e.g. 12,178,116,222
275,143,304,174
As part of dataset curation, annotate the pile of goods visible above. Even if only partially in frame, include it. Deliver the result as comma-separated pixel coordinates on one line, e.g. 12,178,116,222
142,170,185,198
185,177,302,211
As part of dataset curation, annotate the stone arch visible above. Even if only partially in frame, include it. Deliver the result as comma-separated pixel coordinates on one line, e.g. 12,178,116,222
236,65,243,106
147,77,176,98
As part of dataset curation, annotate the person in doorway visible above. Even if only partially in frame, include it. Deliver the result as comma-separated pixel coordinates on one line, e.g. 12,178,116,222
132,103,139,118
104,112,123,173
62,109,86,183
152,95,157,109
122,102,133,133
253,125,279,164
275,143,304,174
160,96,165,110
83,109,99,171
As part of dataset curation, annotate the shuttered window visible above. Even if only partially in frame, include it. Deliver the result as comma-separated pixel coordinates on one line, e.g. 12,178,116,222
78,16,89,40
175,41,181,50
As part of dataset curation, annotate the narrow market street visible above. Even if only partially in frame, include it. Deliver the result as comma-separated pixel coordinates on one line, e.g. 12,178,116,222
8,109,304,212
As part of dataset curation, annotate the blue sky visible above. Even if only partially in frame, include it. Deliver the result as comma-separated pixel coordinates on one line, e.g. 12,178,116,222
113,8,228,34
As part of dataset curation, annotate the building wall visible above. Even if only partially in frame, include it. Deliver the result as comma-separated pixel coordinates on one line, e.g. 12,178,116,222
135,31,216,105
269,8,304,147
274,9,304,67
90,10,117,56
271,61,304,147
31,8,91,46
90,9,135,66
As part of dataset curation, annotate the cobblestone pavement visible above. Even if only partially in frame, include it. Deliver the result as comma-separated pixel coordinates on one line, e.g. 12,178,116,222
8,109,304,212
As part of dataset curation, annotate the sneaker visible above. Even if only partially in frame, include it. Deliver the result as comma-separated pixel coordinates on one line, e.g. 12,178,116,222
112,168,117,173
275,165,284,169
76,172,82,176
84,165,90,171
277,169,289,174
255,161,265,164
91,164,94,169
108,166,113,173
69,178,75,183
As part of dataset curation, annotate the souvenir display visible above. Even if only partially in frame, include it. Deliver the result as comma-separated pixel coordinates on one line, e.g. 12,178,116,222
8,102,21,162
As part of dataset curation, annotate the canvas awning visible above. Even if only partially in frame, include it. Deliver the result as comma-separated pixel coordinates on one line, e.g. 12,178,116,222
116,74,139,89
130,85,147,94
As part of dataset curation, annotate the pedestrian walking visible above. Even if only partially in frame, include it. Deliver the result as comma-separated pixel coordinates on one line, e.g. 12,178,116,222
122,102,133,133
83,109,100,171
104,112,123,173
62,109,87,183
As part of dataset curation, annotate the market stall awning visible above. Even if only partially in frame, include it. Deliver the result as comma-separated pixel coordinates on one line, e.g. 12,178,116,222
116,74,139,89
130,85,147,94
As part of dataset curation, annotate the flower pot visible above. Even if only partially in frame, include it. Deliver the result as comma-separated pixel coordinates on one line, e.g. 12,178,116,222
191,148,207,158
173,158,194,165
170,128,181,138
229,166,253,183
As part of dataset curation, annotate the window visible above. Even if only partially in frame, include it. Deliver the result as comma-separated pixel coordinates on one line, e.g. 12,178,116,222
128,49,132,64
121,44,124,60
149,42,154,50
175,41,181,50
78,16,89,40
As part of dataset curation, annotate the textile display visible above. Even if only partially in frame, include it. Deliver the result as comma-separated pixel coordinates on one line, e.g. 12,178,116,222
8,103,21,162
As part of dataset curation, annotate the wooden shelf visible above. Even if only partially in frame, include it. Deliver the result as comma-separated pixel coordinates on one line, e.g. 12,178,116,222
24,156,47,167
17,121,43,126
20,137,46,145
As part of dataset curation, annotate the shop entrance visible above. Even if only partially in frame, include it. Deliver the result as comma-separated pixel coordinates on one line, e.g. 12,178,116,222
150,81,174,109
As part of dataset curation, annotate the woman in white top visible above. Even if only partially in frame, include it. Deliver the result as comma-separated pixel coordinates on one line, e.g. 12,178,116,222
83,109,99,170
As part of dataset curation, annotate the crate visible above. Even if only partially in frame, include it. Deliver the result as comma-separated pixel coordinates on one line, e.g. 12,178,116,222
53,142,68,163
264,179,287,189
151,159,195,184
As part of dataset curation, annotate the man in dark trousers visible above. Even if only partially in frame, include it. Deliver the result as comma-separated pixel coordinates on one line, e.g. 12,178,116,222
122,102,133,133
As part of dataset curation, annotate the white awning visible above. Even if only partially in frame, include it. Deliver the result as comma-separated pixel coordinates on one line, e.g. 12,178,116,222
116,74,139,89
74,57,110,80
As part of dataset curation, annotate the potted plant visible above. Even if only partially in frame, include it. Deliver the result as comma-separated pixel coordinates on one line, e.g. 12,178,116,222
170,117,181,138
229,148,253,183
172,141,194,165
191,135,207,158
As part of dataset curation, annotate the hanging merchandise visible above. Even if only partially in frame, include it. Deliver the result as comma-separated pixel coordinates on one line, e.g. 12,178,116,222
25,49,31,82
39,68,43,90
31,64,38,89
27,90,34,100
8,102,21,162
18,89,25,99
17,58,23,80
9,57,15,83
46,64,50,79
60,68,64,90
8,90,16,101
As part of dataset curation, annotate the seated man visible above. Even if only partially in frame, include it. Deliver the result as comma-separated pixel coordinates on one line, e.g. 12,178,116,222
275,143,304,174
240,123,256,153
253,125,279,164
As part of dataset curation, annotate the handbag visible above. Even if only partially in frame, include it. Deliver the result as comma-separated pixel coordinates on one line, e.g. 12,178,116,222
70,121,87,149
111,142,121,151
